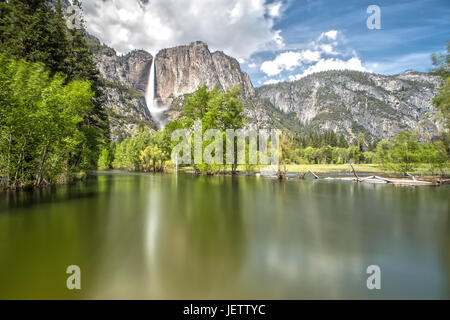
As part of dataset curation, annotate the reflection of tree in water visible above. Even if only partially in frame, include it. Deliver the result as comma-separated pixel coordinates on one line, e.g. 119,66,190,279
149,175,247,297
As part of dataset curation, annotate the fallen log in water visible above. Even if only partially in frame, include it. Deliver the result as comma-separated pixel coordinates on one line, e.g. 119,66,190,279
308,169,319,179
324,175,436,186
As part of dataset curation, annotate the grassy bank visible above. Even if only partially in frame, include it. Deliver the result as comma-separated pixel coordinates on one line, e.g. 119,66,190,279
267,164,448,175
177,163,449,176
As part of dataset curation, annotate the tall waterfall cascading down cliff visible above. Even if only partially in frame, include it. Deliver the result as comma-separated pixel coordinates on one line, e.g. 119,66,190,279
145,58,168,129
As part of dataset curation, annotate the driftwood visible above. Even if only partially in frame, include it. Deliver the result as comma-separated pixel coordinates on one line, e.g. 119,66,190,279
308,169,319,179
326,173,434,186
405,172,416,181
349,164,360,181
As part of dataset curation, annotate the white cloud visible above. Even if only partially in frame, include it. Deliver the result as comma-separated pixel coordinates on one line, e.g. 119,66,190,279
260,30,370,81
259,29,348,77
319,30,338,41
290,57,367,80
267,2,282,18
319,44,336,55
82,0,284,58
264,79,282,85
260,50,321,76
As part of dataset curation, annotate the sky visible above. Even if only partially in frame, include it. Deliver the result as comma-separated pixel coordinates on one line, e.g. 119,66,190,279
82,0,450,86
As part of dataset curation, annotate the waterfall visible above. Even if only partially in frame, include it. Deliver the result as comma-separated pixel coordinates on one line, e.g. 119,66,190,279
145,58,167,129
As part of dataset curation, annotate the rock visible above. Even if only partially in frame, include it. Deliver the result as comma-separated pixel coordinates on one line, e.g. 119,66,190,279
212,51,255,97
155,41,254,105
93,36,156,140
95,48,153,94
255,70,443,141
90,33,443,143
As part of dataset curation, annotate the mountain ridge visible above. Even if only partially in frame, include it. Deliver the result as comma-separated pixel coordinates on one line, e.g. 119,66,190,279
88,34,443,142
255,69,443,141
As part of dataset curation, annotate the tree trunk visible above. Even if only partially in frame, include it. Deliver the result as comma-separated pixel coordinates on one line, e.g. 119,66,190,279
36,144,48,186
6,132,12,186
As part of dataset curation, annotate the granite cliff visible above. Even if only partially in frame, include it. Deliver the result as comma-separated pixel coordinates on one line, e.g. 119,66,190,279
90,35,443,142
154,41,254,105
255,70,443,141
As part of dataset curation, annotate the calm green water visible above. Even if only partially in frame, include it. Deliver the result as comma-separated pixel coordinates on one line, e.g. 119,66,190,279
0,172,449,299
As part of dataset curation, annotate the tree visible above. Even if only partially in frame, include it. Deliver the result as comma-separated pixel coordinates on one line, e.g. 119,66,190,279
348,146,361,164
303,147,317,164
431,40,450,157
431,40,450,78
0,0,110,172
420,141,448,174
375,140,391,169
0,54,94,187
337,134,349,148
178,85,246,173
140,145,167,172
97,144,115,170
387,131,420,173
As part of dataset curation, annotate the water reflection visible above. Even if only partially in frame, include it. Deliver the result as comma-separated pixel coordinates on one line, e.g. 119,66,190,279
0,173,448,299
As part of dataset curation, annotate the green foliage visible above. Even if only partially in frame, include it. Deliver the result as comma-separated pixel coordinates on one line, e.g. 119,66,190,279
279,129,449,173
433,76,450,130
178,85,246,173
140,145,167,172
182,84,246,130
374,131,449,174
431,40,450,78
420,141,448,174
387,132,421,173
374,140,391,168
0,0,110,174
0,54,94,187
431,40,450,155
112,129,152,170
97,144,115,170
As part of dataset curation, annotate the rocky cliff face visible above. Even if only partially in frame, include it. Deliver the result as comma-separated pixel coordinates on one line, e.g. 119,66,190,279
92,39,156,141
255,70,443,141
96,48,153,94
155,41,254,105
91,34,442,142
211,51,255,97
92,38,255,138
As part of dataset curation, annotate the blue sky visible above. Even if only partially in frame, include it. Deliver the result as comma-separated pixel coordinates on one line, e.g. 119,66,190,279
245,0,449,85
83,0,449,86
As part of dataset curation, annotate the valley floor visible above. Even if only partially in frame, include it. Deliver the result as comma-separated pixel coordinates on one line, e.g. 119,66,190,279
179,163,449,176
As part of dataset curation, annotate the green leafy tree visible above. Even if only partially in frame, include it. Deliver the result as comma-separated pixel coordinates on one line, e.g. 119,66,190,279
0,55,93,187
420,141,448,174
0,0,109,172
375,140,391,169
386,131,421,173
140,145,167,172
177,85,245,173
97,144,115,170
431,40,450,78
431,40,450,156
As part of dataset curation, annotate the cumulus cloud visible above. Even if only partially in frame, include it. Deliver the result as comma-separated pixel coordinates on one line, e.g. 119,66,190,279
261,30,368,80
319,30,338,41
289,57,367,80
82,0,284,58
260,50,321,76
263,79,282,85
267,2,283,18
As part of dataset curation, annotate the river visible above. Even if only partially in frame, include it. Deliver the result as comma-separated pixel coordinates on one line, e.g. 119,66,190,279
0,171,449,299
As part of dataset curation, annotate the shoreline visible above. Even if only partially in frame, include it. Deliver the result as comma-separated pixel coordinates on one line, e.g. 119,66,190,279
2,164,449,192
